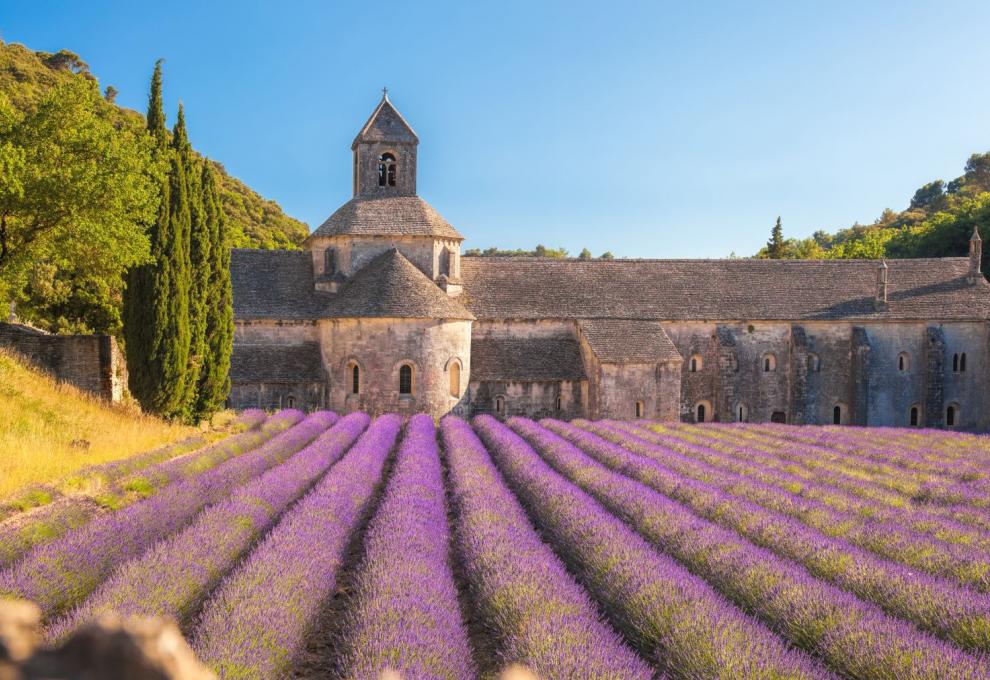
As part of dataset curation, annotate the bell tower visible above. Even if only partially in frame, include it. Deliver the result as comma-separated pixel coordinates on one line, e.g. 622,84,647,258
352,89,418,197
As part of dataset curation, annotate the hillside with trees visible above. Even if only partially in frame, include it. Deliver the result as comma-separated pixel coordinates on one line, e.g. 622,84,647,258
755,152,990,273
0,41,307,336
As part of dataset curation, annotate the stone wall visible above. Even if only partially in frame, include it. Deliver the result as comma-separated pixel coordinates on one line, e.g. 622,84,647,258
308,235,460,282
320,317,471,418
468,379,585,420
0,323,125,402
227,382,325,411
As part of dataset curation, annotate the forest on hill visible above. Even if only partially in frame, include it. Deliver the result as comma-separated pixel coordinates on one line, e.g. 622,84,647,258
756,151,990,271
0,41,308,336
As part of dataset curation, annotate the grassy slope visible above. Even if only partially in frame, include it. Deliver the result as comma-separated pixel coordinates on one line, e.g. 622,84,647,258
0,349,195,499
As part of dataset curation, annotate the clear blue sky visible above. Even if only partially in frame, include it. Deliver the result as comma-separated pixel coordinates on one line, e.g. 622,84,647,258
4,1,990,257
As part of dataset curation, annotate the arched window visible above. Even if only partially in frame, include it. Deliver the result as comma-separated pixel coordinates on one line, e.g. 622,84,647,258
953,353,959,372
495,395,505,415
961,352,967,372
399,364,413,395
351,364,360,395
689,355,702,372
286,396,295,408
324,248,336,276
807,353,820,373
946,403,960,427
762,353,776,372
696,402,706,423
449,361,460,397
898,352,909,372
378,152,396,187
439,247,451,277
910,405,920,427
736,404,748,422
833,404,844,425
635,401,644,418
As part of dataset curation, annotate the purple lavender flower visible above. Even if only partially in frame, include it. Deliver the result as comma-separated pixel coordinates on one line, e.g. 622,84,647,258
440,416,652,679
191,415,402,680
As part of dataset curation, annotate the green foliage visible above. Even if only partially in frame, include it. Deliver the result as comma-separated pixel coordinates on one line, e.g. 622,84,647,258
763,217,786,259
464,244,607,259
0,40,307,335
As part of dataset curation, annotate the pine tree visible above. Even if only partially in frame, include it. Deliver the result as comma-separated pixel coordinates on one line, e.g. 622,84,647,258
173,103,208,421
195,161,233,419
766,216,785,259
122,60,190,419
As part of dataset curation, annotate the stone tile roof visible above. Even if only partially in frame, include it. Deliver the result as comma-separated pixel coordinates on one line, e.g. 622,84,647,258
324,249,475,320
471,337,586,381
352,94,418,148
231,250,328,320
460,257,990,321
309,196,463,240
578,320,682,363
229,343,324,383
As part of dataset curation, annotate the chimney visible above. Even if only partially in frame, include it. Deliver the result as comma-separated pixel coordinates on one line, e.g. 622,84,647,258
875,260,888,309
969,226,983,285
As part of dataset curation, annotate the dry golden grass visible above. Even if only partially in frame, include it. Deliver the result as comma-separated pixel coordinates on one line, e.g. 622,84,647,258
0,349,196,500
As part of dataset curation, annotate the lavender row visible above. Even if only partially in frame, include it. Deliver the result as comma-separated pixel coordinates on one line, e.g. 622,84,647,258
471,415,831,680
614,421,990,578
0,411,300,570
50,413,370,642
0,411,335,619
549,419,990,655
440,417,652,679
336,415,475,680
191,415,402,680
695,425,990,510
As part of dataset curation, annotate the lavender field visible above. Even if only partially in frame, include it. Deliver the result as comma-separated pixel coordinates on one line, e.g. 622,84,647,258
2,413,990,679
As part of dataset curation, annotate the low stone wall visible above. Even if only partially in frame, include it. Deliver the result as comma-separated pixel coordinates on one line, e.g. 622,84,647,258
0,323,125,402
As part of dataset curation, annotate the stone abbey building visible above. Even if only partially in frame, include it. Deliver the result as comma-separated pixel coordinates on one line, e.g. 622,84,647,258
230,93,990,429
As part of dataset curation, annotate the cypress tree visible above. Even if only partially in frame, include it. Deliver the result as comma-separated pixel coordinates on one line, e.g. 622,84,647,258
194,161,233,419
766,216,785,259
173,104,208,421
122,60,190,419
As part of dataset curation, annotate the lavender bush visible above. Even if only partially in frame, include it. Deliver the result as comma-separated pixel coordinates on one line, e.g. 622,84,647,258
336,415,475,680
440,417,652,679
0,411,335,619
191,415,402,680
49,413,370,641
471,415,831,680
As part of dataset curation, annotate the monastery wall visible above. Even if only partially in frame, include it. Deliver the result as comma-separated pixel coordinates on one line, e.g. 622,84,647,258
234,320,319,344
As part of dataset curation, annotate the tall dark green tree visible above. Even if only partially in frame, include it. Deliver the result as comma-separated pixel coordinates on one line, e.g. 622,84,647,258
123,60,191,419
766,216,785,259
195,161,233,419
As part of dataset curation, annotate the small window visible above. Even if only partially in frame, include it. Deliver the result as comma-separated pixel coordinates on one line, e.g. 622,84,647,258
695,401,709,423
495,396,505,414
762,353,777,373
439,247,451,277
910,405,920,427
351,365,360,395
953,353,959,372
807,353,820,373
399,364,413,395
449,361,460,397
324,248,336,276
898,352,909,372
946,404,957,427
961,353,967,372
689,355,702,372
286,396,295,408
556,396,563,411
833,404,843,425
635,401,644,418
378,152,396,187
736,404,748,422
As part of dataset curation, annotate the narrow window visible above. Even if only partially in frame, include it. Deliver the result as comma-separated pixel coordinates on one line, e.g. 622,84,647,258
495,396,505,414
286,396,295,408
689,355,702,372
910,406,919,427
833,405,842,425
946,405,957,427
696,403,706,423
953,353,959,372
736,404,747,422
898,352,909,372
399,364,413,395
324,248,336,276
449,361,460,397
439,247,451,277
961,353,967,372
378,152,396,187
807,353,820,373
556,396,563,411
763,353,776,372
635,401,644,418
351,365,360,395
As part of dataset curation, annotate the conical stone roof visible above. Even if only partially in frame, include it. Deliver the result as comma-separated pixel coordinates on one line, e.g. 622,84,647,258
324,248,474,320
310,195,463,240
